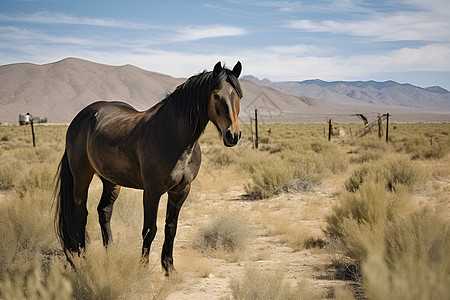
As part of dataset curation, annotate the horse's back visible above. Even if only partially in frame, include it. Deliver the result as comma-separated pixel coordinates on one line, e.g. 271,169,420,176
66,101,147,188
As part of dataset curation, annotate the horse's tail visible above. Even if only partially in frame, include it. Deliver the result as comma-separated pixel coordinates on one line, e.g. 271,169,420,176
54,150,82,262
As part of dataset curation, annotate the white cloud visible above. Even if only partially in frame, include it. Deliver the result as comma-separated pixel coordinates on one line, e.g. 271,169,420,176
173,25,247,42
0,11,151,29
288,12,450,42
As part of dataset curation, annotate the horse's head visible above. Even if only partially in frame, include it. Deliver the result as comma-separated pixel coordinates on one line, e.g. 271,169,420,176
208,61,243,147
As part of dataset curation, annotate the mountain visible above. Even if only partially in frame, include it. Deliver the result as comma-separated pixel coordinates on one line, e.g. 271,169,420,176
243,77,450,111
1,58,348,124
1,58,449,124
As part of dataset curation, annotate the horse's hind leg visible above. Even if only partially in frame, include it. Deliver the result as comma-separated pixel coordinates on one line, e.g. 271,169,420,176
162,184,190,275
72,170,95,252
98,177,121,246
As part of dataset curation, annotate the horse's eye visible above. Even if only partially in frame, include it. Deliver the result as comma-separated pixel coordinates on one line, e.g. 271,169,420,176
213,94,220,101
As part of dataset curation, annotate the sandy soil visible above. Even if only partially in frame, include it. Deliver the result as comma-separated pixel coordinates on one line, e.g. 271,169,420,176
80,152,450,299
136,166,353,299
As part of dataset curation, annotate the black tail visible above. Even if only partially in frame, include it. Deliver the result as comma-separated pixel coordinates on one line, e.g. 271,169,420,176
54,150,84,262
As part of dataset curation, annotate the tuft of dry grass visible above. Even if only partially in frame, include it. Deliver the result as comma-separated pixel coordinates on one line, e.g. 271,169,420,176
67,242,170,300
194,211,251,254
228,266,326,300
345,158,424,192
325,180,449,300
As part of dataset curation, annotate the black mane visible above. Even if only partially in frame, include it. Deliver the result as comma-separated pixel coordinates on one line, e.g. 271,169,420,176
163,67,242,138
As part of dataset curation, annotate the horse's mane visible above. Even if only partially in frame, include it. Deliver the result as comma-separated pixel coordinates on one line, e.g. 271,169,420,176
162,66,243,138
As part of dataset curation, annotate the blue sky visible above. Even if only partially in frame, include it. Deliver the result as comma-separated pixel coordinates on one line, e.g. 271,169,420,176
1,0,449,89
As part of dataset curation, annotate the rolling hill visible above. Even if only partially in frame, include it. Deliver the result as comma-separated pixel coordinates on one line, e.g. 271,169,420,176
1,58,449,124
0,58,321,124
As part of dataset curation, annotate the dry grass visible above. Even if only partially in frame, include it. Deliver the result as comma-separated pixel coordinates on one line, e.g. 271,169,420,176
325,181,449,299
345,158,424,192
1,123,449,299
228,266,326,300
193,211,251,254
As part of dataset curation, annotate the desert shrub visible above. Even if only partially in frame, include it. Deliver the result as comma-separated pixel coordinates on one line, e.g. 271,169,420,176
0,189,57,276
244,154,295,199
345,158,423,192
0,159,22,190
344,162,385,192
15,163,55,198
323,148,348,174
66,243,170,300
326,181,449,300
395,131,450,160
205,146,238,166
0,259,72,300
194,212,250,253
350,149,382,163
363,208,449,300
310,140,334,153
281,152,323,192
411,143,448,160
325,183,398,261
228,267,325,300
383,158,424,191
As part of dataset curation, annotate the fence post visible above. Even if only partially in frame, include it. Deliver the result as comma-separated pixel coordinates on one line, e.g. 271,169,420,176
250,116,254,149
328,119,332,141
385,113,390,143
255,109,259,149
378,114,382,138
30,116,36,147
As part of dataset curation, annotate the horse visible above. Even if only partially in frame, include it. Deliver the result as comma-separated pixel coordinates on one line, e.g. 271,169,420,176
54,61,243,275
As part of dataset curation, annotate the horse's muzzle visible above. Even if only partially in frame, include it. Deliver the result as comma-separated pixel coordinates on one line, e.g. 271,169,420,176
223,129,241,147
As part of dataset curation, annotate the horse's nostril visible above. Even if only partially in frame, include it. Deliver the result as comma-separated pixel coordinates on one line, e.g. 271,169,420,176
239,130,242,139
225,130,233,141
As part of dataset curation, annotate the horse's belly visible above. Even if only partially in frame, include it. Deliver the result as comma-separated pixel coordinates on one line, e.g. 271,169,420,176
88,147,143,189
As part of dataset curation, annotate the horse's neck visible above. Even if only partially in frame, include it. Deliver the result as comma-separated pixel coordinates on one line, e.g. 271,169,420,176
151,97,208,149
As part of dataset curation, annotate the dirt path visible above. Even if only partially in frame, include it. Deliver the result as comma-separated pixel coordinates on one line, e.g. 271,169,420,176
164,181,352,299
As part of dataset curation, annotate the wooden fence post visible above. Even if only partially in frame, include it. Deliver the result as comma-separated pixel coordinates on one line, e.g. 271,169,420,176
30,116,36,147
378,114,382,138
255,109,259,149
385,113,390,143
250,116,254,149
328,119,332,141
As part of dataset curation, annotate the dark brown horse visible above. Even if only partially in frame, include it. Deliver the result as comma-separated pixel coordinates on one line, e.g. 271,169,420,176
54,61,242,274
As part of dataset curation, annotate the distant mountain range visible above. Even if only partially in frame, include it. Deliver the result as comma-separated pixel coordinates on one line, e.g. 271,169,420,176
0,58,314,123
242,76,450,111
0,58,449,124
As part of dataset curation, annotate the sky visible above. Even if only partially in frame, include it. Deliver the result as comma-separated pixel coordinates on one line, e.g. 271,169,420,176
1,0,449,90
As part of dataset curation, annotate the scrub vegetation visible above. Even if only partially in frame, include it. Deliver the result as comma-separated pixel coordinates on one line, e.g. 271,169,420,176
0,122,448,299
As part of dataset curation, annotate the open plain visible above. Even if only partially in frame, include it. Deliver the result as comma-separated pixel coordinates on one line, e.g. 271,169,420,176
0,122,449,299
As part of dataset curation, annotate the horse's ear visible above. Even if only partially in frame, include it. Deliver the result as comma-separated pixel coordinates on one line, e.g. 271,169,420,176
213,61,223,77
232,61,242,78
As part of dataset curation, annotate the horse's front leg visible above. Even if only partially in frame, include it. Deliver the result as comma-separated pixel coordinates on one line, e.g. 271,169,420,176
162,184,191,276
141,187,162,264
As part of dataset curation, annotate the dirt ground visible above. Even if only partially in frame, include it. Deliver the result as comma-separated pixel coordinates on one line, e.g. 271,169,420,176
115,163,353,299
